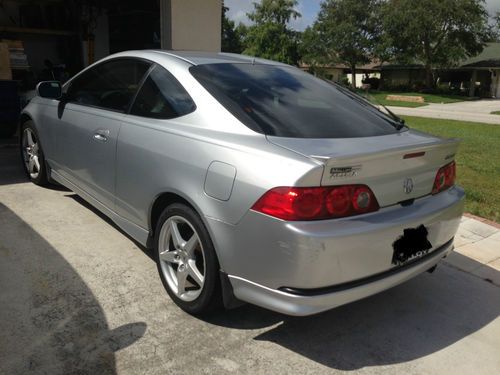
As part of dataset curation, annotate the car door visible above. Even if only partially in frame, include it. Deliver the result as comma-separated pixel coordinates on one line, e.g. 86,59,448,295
114,64,197,228
54,58,151,210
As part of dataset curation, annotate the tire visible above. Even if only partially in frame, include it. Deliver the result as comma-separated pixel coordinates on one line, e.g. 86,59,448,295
20,121,49,186
154,203,222,315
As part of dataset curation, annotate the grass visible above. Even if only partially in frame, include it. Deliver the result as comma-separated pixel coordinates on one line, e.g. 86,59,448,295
402,116,500,222
358,90,472,108
491,111,500,115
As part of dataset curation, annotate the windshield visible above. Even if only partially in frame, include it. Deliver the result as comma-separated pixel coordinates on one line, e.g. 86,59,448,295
190,63,402,138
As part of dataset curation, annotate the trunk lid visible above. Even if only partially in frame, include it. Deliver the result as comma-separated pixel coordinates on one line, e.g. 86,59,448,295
267,129,460,207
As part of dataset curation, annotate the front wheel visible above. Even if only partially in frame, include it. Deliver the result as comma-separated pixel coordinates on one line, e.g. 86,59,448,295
20,121,48,186
154,203,221,315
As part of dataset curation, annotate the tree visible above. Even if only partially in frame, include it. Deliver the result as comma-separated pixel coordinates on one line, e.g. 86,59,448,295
494,11,500,41
299,26,328,76
301,0,380,88
381,0,490,89
221,2,244,53
243,0,301,65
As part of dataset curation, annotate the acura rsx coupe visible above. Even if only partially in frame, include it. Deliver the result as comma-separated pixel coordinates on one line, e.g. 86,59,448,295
21,51,464,316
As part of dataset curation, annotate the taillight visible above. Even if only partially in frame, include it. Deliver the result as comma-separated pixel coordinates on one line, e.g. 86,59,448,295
251,185,379,221
432,161,456,194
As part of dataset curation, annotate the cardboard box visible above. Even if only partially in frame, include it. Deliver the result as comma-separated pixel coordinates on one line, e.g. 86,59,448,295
0,43,12,80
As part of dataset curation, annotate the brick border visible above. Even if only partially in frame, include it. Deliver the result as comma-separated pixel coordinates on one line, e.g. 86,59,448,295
464,212,500,229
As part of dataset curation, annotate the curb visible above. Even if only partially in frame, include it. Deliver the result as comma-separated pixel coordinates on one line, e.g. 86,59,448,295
463,212,500,229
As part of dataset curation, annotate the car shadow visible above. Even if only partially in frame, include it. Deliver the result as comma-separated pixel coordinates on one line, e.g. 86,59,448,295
0,203,147,374
205,255,499,370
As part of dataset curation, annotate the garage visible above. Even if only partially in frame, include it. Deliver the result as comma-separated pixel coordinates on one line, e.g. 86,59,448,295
0,0,221,137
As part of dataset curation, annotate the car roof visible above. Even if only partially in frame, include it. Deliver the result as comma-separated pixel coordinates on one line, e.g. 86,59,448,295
132,49,289,67
153,50,287,66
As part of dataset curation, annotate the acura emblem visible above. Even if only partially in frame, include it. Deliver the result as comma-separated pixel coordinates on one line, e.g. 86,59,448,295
403,178,414,194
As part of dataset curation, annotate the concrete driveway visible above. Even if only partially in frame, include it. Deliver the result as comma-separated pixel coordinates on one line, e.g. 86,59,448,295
1,139,499,375
387,99,500,124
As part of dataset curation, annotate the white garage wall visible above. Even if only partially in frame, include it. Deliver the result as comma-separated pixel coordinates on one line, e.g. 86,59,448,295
162,0,221,52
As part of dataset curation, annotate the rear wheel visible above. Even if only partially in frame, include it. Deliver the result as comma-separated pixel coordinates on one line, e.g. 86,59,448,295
154,203,221,315
20,121,48,186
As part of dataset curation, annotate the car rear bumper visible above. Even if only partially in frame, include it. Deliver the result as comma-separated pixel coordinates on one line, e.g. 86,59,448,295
228,239,453,316
207,186,464,315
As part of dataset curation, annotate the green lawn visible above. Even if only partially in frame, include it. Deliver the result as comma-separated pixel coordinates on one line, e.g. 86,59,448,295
403,116,500,222
359,90,473,108
491,111,500,115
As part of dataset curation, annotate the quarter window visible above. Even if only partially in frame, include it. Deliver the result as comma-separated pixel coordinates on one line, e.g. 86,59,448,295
130,65,196,119
66,59,150,112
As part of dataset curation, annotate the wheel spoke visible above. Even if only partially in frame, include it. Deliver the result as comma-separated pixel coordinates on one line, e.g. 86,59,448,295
170,220,184,249
33,156,40,172
159,250,179,263
176,268,188,295
28,158,35,173
187,260,204,287
184,234,199,257
26,130,35,147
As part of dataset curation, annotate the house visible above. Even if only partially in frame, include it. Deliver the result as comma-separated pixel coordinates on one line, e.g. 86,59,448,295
300,61,381,87
379,43,500,97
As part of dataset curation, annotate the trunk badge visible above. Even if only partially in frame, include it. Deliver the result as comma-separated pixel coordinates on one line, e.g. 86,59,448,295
403,178,414,194
329,166,361,178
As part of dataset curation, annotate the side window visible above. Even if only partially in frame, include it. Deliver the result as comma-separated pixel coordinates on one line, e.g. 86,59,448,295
130,65,196,119
67,59,150,112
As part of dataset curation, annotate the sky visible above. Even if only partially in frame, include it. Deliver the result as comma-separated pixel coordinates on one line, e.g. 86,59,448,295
225,0,500,31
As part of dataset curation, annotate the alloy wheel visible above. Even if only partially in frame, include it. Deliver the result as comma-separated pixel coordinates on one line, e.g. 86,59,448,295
158,215,206,302
22,128,41,179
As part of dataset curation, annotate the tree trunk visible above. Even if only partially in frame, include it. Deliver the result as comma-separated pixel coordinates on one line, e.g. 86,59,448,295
351,64,357,89
423,39,434,90
425,62,434,90
469,70,477,98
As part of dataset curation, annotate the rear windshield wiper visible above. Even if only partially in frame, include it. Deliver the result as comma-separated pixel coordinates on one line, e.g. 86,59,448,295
329,81,406,130
378,103,405,130
341,85,406,130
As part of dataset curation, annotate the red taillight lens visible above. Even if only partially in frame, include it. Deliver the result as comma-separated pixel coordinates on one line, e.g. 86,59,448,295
432,161,456,195
325,186,351,216
251,185,379,221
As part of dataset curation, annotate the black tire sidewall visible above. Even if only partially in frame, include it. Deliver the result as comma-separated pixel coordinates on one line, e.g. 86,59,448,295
20,121,48,186
154,203,221,315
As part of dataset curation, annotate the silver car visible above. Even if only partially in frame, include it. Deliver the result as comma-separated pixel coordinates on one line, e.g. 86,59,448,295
21,51,464,316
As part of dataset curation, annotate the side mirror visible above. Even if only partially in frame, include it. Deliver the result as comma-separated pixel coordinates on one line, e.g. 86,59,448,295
36,81,62,99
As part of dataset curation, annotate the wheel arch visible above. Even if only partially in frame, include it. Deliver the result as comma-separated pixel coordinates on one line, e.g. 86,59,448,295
149,191,205,241
19,113,33,126
147,190,224,268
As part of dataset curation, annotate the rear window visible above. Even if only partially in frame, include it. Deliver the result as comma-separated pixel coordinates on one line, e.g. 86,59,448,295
190,63,400,138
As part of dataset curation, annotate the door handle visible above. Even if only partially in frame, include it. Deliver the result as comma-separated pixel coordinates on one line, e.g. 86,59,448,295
93,129,109,142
